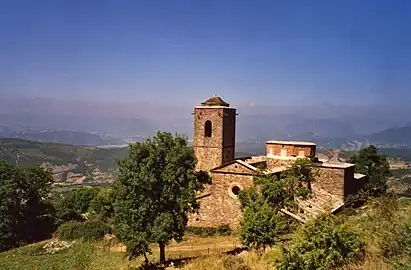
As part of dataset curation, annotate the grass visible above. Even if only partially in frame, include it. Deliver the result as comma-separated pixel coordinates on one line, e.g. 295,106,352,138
0,235,240,270
2,196,411,269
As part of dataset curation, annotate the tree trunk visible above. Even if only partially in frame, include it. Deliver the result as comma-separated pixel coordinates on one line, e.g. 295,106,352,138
159,242,166,263
144,252,148,265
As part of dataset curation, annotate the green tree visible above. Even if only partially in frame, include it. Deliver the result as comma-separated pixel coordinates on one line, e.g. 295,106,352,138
88,188,115,220
239,188,287,253
113,131,210,263
287,158,318,191
0,160,55,252
54,187,99,222
348,145,391,196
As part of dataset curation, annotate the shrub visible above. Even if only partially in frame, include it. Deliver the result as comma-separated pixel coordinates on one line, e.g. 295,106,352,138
240,200,287,253
56,220,111,241
185,225,232,237
361,195,411,259
277,215,364,270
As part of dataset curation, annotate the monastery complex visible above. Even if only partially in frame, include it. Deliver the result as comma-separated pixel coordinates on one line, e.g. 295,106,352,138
189,96,367,228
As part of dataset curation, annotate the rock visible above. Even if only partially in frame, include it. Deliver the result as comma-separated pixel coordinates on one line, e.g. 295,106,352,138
42,239,72,254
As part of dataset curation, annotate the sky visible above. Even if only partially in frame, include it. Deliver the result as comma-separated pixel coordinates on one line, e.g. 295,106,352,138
1,0,411,107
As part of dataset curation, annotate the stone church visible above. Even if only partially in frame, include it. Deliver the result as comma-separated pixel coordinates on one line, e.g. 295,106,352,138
188,96,366,228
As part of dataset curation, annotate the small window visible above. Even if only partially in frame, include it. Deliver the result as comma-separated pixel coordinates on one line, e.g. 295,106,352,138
204,120,212,137
231,186,241,196
228,183,243,198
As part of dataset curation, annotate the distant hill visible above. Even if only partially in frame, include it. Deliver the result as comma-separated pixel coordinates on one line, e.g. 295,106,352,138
0,138,263,187
0,127,124,146
0,138,126,168
365,125,411,147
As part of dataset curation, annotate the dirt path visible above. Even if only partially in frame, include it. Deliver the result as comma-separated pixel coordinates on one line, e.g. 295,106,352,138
102,236,240,254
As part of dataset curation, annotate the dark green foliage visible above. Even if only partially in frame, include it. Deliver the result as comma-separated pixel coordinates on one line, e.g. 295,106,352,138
54,187,99,222
0,160,56,252
113,131,211,262
349,145,391,196
278,215,364,270
88,188,115,220
56,220,111,241
185,225,232,237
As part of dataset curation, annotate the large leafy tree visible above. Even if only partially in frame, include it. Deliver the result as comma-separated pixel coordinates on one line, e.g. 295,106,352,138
348,145,391,196
0,161,55,252
113,131,210,263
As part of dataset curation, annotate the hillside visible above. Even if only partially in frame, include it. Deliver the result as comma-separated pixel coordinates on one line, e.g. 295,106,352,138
0,127,125,146
365,125,411,147
0,138,260,187
0,138,127,186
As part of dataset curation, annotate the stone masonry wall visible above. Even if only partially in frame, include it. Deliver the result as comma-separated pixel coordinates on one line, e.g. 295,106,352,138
314,167,345,200
266,158,295,169
188,172,254,229
193,107,236,171
266,143,316,158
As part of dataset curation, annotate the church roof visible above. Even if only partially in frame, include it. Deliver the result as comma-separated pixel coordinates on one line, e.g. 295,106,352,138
201,96,229,107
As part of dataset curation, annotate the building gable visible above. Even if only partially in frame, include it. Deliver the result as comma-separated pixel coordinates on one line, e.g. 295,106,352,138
210,160,258,175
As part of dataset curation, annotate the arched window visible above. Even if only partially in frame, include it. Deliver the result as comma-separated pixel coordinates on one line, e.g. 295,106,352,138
204,120,212,137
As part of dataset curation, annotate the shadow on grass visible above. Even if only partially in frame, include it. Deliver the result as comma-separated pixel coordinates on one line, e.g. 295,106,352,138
133,247,248,269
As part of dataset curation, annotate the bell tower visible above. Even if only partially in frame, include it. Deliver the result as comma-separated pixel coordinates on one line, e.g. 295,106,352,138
193,96,236,171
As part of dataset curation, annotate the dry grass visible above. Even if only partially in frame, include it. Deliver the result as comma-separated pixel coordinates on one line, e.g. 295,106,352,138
342,196,411,270
181,251,273,270
0,235,240,270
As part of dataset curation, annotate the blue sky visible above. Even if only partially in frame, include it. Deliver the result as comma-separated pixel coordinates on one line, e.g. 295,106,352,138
1,0,410,107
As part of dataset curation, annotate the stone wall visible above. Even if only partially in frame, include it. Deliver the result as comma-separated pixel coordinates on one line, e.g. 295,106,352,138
188,171,254,229
266,143,316,158
314,167,346,200
266,158,295,169
193,107,236,171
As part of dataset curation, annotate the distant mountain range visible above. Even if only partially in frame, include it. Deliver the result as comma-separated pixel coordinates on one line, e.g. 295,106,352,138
2,121,411,151
0,128,113,146
1,97,411,149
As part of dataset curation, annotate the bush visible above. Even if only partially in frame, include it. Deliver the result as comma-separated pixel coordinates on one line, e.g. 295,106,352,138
186,225,232,237
362,195,411,259
56,220,111,241
277,215,364,270
240,200,287,252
